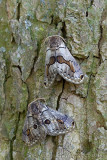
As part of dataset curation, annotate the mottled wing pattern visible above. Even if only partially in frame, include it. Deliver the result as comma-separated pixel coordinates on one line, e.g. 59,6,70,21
42,107,75,136
44,36,64,87
22,99,75,145
44,35,84,87
56,41,84,84
22,101,47,146
44,49,57,87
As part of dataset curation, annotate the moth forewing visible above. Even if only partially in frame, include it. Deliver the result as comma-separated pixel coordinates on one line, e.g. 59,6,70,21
44,107,75,135
44,47,58,87
56,42,84,84
44,35,84,87
22,99,75,145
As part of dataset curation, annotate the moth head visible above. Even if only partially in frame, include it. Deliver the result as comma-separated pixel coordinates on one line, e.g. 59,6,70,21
44,35,66,50
29,103,39,115
28,99,47,115
50,37,60,48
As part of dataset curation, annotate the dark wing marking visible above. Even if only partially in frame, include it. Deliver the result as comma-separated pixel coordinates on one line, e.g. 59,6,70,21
22,99,75,145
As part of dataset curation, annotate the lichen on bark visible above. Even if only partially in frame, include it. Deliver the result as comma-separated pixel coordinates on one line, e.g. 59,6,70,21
0,0,107,160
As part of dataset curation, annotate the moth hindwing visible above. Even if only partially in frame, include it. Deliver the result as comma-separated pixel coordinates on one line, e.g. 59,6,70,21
44,35,84,87
22,99,75,146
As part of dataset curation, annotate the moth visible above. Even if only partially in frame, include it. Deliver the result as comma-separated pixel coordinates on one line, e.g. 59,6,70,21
44,35,84,87
22,99,75,146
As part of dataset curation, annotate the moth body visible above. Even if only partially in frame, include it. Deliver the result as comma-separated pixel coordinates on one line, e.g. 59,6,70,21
22,99,75,146
44,35,84,87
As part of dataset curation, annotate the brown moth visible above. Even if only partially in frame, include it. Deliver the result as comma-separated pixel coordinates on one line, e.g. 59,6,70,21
44,35,84,87
22,99,75,146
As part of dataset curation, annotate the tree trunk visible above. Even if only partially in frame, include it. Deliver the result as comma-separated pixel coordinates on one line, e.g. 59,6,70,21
0,0,107,159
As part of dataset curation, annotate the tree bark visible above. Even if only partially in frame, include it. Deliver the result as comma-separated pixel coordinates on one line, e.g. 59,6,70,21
0,0,107,159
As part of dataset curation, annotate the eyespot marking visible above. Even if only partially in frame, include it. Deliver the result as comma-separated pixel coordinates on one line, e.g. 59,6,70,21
45,119,51,124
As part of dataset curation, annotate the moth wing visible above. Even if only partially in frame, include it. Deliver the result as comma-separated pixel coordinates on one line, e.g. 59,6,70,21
49,108,75,133
22,113,30,145
41,106,75,136
22,111,46,146
44,49,57,87
56,46,84,84
22,99,75,145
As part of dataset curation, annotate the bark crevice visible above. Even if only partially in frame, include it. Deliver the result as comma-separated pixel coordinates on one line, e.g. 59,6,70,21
16,2,21,21
9,112,20,160
56,79,65,111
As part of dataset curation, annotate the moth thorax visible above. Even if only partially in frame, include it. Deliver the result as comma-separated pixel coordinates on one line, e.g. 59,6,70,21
49,37,61,49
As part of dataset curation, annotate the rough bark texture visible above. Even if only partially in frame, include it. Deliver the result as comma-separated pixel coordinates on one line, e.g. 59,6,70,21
0,0,107,160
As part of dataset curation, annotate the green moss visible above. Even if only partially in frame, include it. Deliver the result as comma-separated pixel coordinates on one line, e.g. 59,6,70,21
19,83,28,112
1,113,19,140
82,139,92,154
95,79,101,88
0,23,12,50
